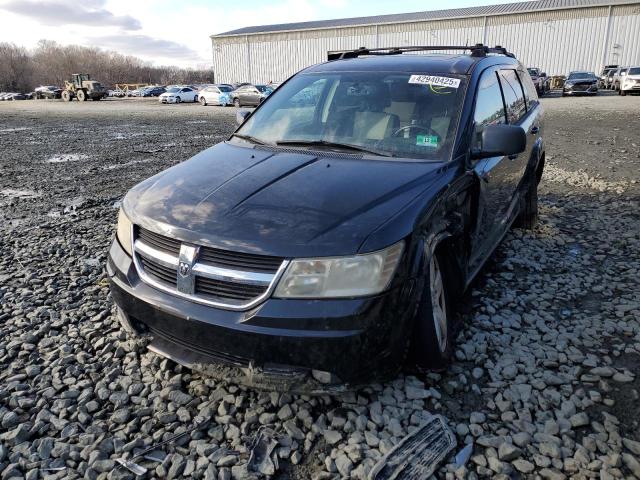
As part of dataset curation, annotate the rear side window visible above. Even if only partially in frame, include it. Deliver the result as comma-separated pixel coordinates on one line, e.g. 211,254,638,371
518,70,539,110
498,70,527,124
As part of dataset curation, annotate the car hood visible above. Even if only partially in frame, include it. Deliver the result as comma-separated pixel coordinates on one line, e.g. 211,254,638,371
123,142,443,257
625,74,640,80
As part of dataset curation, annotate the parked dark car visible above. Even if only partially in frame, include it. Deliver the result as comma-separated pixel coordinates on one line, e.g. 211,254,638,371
231,84,273,107
141,86,166,97
34,85,63,99
562,71,598,96
109,44,545,391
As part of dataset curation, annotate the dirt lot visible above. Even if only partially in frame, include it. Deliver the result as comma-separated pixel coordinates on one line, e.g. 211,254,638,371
0,94,639,480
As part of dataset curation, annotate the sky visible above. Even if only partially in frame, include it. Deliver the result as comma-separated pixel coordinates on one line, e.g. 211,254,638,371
0,0,519,68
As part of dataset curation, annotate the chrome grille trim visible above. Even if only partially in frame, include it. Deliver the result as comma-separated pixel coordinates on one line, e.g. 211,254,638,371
132,227,289,311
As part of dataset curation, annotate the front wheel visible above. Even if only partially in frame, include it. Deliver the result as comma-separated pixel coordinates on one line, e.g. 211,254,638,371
175,96,181,104
200,96,207,106
61,91,72,102
409,250,454,370
620,90,627,96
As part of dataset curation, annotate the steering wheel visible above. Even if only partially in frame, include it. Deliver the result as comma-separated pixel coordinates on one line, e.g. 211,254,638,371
391,124,441,140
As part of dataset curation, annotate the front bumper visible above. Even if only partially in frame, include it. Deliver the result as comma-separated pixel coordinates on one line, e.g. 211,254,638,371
107,238,418,392
621,83,640,92
159,97,178,104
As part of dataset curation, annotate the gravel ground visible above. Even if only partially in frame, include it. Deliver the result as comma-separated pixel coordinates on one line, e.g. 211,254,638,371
0,93,639,480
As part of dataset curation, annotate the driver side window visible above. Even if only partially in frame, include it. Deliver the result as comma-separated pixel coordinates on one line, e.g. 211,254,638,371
474,71,506,147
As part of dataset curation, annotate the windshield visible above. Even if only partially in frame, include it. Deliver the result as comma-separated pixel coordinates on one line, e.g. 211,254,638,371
166,87,180,93
568,72,596,80
218,85,233,92
256,85,272,93
628,67,640,75
235,71,467,160
527,68,539,76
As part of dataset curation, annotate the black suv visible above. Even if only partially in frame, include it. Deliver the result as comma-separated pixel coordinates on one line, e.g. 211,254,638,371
108,45,545,391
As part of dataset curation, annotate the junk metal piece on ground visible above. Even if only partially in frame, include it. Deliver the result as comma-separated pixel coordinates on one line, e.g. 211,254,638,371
115,416,209,476
248,427,279,476
368,415,456,480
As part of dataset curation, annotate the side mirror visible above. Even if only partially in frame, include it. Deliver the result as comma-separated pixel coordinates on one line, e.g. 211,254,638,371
472,124,526,159
236,109,251,126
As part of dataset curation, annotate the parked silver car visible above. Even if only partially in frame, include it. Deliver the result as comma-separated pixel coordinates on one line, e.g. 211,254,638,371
619,66,640,96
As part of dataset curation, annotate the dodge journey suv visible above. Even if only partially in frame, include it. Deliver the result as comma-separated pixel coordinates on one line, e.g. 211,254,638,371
108,44,545,391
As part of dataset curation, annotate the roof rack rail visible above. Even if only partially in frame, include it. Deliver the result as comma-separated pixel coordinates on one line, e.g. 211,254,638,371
327,44,514,61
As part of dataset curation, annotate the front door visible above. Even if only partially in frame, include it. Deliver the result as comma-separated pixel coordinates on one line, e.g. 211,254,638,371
469,67,531,266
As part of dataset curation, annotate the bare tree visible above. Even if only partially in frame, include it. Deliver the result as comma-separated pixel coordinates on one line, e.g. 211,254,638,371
0,40,214,92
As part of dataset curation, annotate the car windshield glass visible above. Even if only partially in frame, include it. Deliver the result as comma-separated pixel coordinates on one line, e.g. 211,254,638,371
218,86,233,92
568,72,596,80
235,71,467,161
628,67,640,75
527,68,539,76
166,87,180,93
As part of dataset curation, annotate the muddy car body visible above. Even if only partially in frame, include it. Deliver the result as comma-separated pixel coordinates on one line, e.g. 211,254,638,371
108,45,545,391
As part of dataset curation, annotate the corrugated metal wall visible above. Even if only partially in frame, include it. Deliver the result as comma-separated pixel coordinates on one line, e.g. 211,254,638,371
212,3,640,83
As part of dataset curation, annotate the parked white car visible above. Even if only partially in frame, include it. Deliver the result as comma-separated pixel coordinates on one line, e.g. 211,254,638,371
159,86,198,104
199,85,234,106
619,66,640,96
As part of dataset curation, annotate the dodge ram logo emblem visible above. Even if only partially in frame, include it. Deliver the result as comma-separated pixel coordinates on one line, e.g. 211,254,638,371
176,244,199,294
179,261,190,277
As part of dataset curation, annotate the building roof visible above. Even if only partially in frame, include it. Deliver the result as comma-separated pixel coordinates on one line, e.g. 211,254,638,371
213,0,637,37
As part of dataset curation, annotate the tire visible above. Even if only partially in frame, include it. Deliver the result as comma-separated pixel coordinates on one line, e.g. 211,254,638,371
76,90,87,101
620,90,627,96
61,91,71,102
514,177,539,230
234,98,241,108
176,96,181,104
194,95,198,103
200,96,207,106
409,248,455,371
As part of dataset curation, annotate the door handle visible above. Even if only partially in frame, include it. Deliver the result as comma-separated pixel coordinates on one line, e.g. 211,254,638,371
530,126,539,134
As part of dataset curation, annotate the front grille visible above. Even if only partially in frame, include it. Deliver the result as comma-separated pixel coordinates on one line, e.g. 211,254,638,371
133,227,287,310
195,277,267,301
199,246,283,273
138,227,180,255
139,256,177,287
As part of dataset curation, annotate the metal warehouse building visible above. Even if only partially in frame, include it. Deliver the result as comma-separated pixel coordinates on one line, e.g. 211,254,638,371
211,0,640,83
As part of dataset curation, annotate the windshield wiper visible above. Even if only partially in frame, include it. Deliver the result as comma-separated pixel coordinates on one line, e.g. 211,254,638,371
230,133,269,145
276,139,393,157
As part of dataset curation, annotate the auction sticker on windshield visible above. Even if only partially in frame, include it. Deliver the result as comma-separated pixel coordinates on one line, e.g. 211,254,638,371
409,75,461,89
416,135,439,148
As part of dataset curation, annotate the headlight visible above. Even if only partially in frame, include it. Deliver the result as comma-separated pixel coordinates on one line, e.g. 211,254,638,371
274,241,404,298
116,208,133,256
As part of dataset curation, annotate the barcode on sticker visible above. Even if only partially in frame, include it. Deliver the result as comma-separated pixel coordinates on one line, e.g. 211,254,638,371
409,75,461,89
